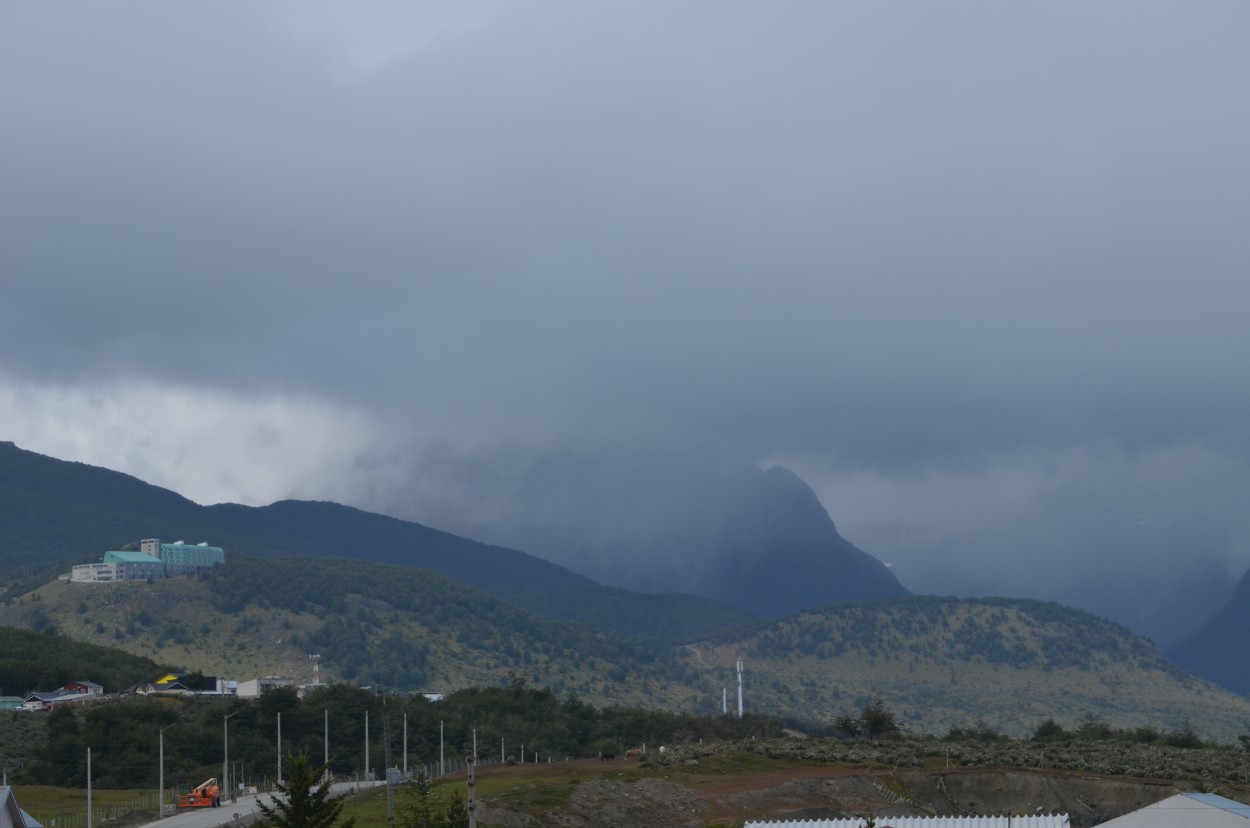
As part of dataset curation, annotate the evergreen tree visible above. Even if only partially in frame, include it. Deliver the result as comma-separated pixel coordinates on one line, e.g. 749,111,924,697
858,695,900,741
399,772,434,828
256,753,355,828
438,791,469,828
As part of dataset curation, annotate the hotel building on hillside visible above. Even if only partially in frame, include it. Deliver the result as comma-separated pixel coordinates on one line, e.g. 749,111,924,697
70,539,224,583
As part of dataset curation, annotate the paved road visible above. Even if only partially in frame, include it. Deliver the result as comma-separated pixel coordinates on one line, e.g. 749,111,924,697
134,782,381,828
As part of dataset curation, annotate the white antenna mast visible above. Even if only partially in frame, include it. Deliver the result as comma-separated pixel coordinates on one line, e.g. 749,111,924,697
736,658,744,719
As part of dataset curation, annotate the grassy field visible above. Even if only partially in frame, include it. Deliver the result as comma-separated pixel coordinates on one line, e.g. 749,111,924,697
336,754,835,826
10,786,162,828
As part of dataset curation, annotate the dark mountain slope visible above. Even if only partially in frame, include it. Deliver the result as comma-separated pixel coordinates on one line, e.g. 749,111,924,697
498,585,760,641
1167,564,1250,694
0,440,207,567
400,445,909,617
702,465,907,616
0,441,589,594
0,442,753,641
204,499,592,592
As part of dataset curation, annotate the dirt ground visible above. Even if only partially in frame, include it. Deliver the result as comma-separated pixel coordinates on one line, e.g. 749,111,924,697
473,758,1220,828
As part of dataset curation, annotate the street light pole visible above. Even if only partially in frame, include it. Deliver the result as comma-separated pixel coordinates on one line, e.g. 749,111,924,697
159,724,178,818
223,711,239,804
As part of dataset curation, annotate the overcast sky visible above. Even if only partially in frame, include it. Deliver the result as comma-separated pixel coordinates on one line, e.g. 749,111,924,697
3,2,1249,637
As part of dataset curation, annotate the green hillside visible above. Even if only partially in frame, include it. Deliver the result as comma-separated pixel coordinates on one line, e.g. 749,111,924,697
684,595,1250,740
0,556,706,710
0,625,170,695
5,566,1250,742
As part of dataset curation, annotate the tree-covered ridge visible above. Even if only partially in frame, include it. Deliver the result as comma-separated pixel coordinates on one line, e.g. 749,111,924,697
0,625,170,695
203,555,697,698
0,441,593,601
739,595,1175,673
686,594,1248,740
496,585,760,642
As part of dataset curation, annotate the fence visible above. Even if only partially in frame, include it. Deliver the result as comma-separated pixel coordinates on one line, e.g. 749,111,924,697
31,791,160,828
28,755,517,828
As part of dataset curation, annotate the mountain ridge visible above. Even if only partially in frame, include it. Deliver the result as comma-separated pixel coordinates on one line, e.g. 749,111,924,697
388,443,909,616
0,441,886,636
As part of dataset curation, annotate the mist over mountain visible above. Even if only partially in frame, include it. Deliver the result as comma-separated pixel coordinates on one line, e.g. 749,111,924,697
0,441,773,641
392,443,909,617
1167,563,1250,694
0,439,589,595
1,440,902,624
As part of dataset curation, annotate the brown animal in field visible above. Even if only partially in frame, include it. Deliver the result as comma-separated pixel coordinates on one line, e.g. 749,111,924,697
624,748,641,759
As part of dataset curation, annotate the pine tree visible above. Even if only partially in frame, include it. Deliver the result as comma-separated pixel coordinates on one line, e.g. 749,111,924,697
439,791,469,828
255,753,356,828
399,772,434,828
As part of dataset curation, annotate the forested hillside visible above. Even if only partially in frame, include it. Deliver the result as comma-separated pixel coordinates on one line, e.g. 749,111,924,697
0,556,710,710
8,567,1250,740
0,625,170,695
686,595,1250,740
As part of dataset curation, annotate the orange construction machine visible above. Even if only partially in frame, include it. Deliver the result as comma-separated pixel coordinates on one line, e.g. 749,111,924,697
177,778,221,809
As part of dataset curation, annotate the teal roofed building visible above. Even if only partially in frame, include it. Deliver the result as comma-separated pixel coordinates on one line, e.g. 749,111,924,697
104,550,165,580
72,550,163,582
142,539,225,571
70,538,225,583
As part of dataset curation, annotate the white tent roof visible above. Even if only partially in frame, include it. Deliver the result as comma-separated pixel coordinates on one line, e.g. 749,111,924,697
745,816,1070,827
1098,793,1250,827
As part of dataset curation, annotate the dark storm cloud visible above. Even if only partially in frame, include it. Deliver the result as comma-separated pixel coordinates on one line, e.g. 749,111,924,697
3,2,1250,633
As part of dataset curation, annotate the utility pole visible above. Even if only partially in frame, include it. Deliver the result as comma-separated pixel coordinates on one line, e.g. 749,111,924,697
224,711,239,802
160,724,178,817
324,709,330,774
277,712,282,786
383,699,393,828
365,711,370,783
87,747,92,828
466,753,477,828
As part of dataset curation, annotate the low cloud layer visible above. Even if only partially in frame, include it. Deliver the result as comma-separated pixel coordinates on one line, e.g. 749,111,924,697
3,2,1249,642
